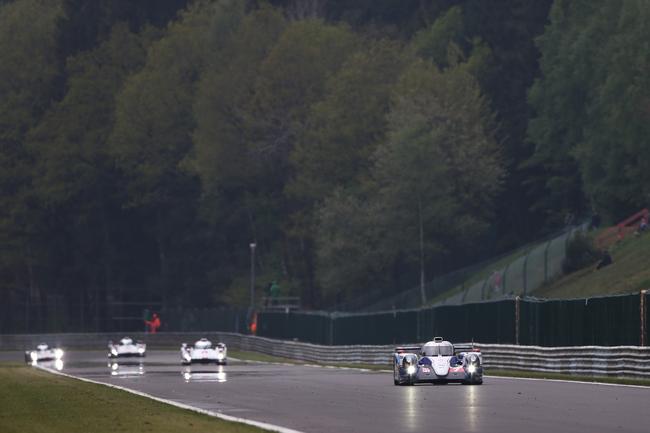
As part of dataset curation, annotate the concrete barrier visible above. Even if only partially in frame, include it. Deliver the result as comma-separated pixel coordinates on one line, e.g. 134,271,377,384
3,333,649,378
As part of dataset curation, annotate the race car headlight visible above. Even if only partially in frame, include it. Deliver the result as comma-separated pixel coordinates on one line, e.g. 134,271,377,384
467,365,476,374
111,348,118,356
54,349,64,360
138,348,145,354
216,353,224,360
183,353,192,361
30,351,38,362
406,365,416,375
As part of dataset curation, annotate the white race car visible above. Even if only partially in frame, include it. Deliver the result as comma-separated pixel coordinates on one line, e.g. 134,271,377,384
181,338,227,365
393,337,483,385
24,343,64,364
108,337,146,358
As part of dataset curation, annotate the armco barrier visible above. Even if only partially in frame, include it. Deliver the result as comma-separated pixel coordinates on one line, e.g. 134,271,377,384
2,332,650,378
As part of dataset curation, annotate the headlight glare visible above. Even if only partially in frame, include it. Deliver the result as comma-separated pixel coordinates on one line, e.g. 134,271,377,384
406,365,416,375
54,349,64,359
468,365,476,374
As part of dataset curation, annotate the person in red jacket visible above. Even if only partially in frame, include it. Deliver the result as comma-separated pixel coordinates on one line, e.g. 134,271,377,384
145,313,161,334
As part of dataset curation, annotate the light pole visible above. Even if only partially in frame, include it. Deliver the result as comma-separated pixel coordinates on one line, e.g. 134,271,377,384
249,242,256,310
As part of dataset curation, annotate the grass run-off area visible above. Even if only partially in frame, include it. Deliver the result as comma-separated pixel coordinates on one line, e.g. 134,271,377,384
0,362,265,433
533,231,650,299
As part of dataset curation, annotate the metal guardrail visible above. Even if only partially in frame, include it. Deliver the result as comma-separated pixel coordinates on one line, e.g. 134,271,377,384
2,333,649,378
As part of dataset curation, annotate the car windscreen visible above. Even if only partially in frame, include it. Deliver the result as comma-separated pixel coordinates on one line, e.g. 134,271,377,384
422,343,454,356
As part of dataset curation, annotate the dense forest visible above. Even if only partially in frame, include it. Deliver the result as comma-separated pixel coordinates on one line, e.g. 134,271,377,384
1,0,649,324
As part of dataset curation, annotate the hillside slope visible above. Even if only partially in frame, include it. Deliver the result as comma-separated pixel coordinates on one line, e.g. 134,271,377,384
533,231,650,299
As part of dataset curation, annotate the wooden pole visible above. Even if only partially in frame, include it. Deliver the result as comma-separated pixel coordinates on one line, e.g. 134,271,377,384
641,290,647,347
515,296,521,345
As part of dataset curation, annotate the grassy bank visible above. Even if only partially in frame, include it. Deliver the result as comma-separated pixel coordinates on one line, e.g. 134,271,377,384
534,232,650,299
0,363,265,433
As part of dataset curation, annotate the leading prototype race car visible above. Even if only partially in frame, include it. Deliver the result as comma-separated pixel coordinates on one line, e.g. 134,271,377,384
181,338,227,365
108,337,146,359
24,343,64,364
393,337,483,385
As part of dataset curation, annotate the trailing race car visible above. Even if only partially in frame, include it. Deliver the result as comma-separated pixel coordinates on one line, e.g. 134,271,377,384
24,343,64,364
393,337,483,385
181,338,227,365
108,337,146,359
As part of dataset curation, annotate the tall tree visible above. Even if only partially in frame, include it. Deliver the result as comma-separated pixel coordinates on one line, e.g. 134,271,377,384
244,19,359,306
190,5,287,304
317,60,503,302
24,23,155,325
527,0,635,224
0,0,64,308
109,0,245,308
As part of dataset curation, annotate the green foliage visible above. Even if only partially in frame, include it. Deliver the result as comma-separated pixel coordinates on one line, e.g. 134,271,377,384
247,19,358,172
288,39,409,230
4,0,648,319
316,60,503,299
411,6,465,68
528,0,650,224
0,0,64,293
574,0,650,218
562,232,598,274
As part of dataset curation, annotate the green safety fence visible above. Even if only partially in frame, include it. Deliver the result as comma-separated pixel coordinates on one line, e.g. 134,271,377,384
258,300,517,345
519,293,641,346
257,293,647,346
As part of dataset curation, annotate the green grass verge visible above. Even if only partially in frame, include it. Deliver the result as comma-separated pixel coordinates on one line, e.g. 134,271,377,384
486,369,650,387
533,231,650,299
0,362,266,433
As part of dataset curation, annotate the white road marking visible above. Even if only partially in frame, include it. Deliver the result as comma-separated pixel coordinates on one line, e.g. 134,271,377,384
35,365,305,433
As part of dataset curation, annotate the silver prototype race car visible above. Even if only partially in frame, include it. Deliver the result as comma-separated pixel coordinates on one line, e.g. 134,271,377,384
24,343,64,364
108,337,146,358
393,337,483,385
181,338,227,365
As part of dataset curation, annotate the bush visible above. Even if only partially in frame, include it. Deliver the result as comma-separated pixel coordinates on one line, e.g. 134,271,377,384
562,232,599,273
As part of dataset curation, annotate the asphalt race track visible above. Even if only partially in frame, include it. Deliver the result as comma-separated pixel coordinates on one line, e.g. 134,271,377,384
4,350,650,433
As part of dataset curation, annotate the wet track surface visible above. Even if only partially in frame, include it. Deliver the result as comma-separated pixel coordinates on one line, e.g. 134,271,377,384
4,350,650,433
